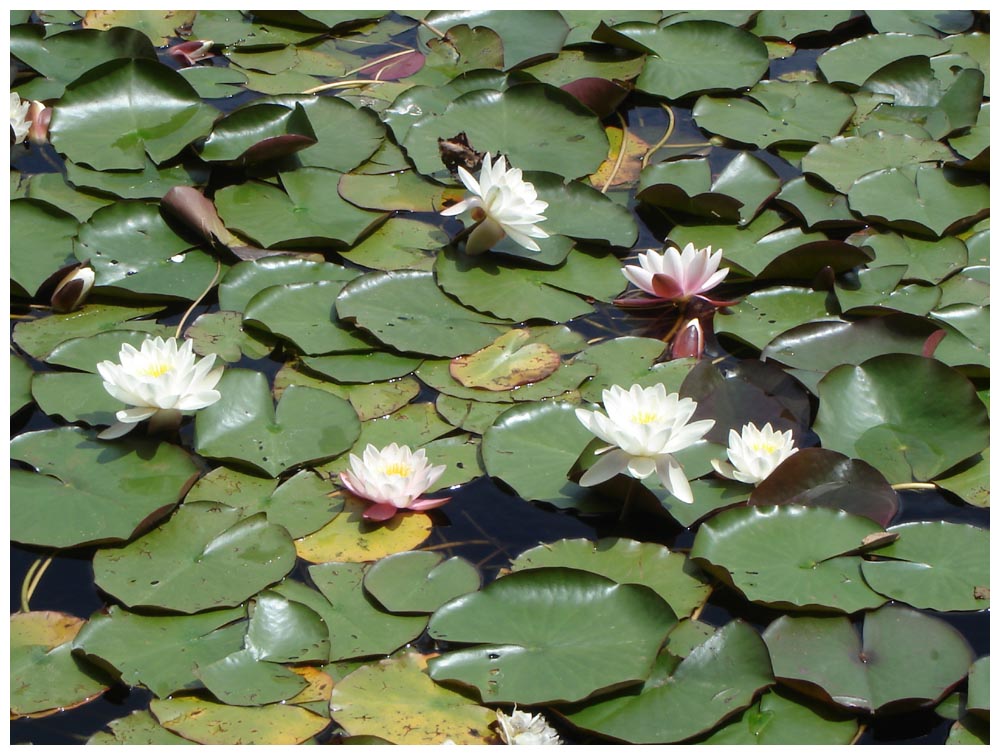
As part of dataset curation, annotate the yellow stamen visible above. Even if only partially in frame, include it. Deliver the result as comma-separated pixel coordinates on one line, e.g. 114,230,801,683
140,363,172,378
750,442,779,454
631,412,661,425
383,463,413,478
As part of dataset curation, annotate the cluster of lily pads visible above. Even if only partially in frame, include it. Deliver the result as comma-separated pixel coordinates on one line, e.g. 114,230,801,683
10,9,989,746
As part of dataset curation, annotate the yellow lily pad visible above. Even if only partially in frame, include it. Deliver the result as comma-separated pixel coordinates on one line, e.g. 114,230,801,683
294,498,433,563
151,696,329,745
588,124,651,190
82,10,197,46
450,329,561,391
330,653,496,745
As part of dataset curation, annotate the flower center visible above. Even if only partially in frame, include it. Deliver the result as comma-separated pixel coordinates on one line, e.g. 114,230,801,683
139,363,172,378
750,441,779,454
382,462,413,478
631,411,661,425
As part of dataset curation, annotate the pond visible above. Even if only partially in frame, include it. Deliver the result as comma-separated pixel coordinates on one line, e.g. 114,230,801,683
10,9,990,746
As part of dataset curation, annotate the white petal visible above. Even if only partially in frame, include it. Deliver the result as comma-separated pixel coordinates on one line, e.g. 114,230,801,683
578,448,631,487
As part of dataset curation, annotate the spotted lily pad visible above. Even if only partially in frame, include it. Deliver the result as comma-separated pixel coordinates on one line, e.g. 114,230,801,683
294,498,433,564
87,711,194,745
428,567,677,704
151,695,329,745
93,503,296,613
195,369,361,478
763,605,974,713
450,330,561,391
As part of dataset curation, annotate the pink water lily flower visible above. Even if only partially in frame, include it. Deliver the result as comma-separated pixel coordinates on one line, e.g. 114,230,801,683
622,243,729,303
340,443,450,521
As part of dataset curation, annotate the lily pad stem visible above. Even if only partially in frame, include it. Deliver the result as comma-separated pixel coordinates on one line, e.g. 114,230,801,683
175,259,222,339
850,724,867,745
641,104,676,169
20,554,55,613
890,482,938,491
600,112,630,194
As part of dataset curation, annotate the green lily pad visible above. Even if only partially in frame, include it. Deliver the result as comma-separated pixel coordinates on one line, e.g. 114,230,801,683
818,33,950,87
329,652,496,745
219,257,357,313
715,286,835,352
336,270,508,358
402,83,609,179
638,153,780,225
10,25,156,88
428,567,677,704
179,66,249,99
834,266,941,316
435,395,511,434
847,165,989,238
64,158,207,201
72,605,246,697
184,311,275,363
11,612,111,718
511,538,711,618
691,504,888,613
87,711,195,745
19,171,114,222
763,605,974,712
76,202,219,300
305,562,428,660
856,230,968,283
694,80,855,148
339,217,446,272
802,132,956,194
935,449,989,508
80,9,196,46
199,103,317,164
49,59,217,170
750,10,855,41
12,303,167,360
301,352,422,383
611,21,769,100
575,338,696,403
749,448,899,527
216,169,388,249
861,522,990,611
775,176,864,231
278,366,421,422
31,371,122,426
364,551,482,614
338,170,462,213
967,656,989,716
701,688,859,745
197,649,308,707
868,9,974,35
244,589,331,661
814,354,989,482
244,280,372,355
11,354,33,415
565,620,774,743
195,369,361,478
11,427,198,549
93,502,296,613
418,10,568,69
482,401,611,513
151,695,329,745
527,172,639,247
10,199,79,297
450,330,561,391
422,434,484,488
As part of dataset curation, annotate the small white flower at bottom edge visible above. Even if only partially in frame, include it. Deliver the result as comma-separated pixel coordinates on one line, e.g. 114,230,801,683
496,708,562,745
711,422,798,485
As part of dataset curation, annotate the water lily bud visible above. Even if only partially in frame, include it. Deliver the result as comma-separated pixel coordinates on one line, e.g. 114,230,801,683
50,265,95,313
167,39,215,66
27,101,50,143
670,318,705,360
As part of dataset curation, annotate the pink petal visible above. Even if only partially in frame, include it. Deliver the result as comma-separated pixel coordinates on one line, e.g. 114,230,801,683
408,496,451,511
650,273,686,301
362,503,400,521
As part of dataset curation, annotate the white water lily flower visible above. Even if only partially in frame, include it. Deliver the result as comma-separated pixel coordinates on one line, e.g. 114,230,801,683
496,708,562,745
10,92,31,145
96,336,224,439
622,243,729,302
575,383,714,504
339,443,449,521
440,152,549,255
711,422,798,485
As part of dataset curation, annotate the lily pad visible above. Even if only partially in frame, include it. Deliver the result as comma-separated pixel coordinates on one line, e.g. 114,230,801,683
340,217,447,272
511,538,710,619
418,10,568,69
817,33,950,87
49,59,217,170
65,158,208,201
813,354,989,482
72,605,246,697
428,567,677,704
564,620,774,743
775,176,863,230
763,605,974,713
691,504,888,613
338,170,462,213
199,103,317,164
244,280,372,355
12,303,167,360
693,80,855,148
275,366,420,422
184,311,275,363
715,286,835,352
87,711,194,745
11,612,111,718
10,199,79,297
450,330,561,391
364,551,482,614
750,10,855,41
81,9,196,46
294,498,433,564
10,354,33,415
195,369,359,477
330,652,496,744
301,352,422,383
197,649,308,707
11,427,198,549
935,449,989,508
860,521,990,611
482,401,612,513
10,25,156,88
151,695,329,745
856,230,968,284
93,502,296,613
218,256,357,313
701,688,859,745
336,270,508,358
749,448,899,526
